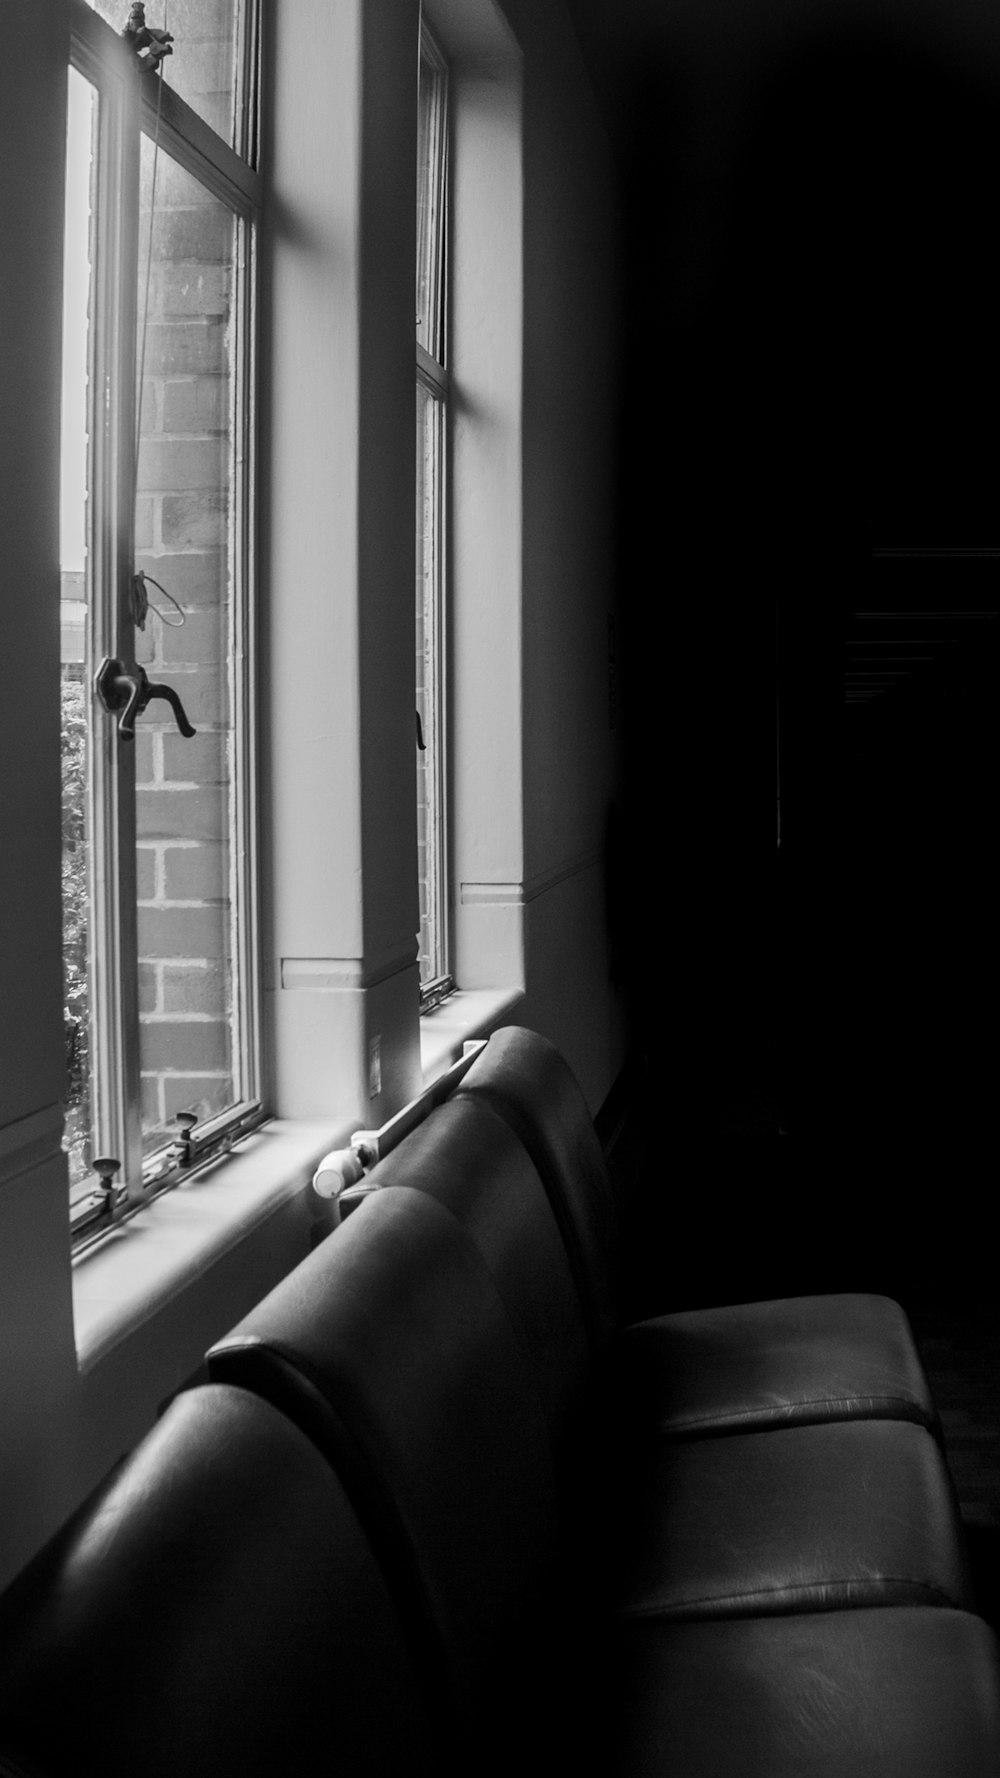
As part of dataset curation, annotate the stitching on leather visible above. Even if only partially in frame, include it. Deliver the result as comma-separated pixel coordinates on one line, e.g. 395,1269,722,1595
620,1576,961,1618
657,1395,932,1433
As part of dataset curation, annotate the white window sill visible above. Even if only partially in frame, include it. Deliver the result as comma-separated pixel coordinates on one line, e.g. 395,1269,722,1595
73,1117,354,1372
72,986,523,1378
419,985,524,1080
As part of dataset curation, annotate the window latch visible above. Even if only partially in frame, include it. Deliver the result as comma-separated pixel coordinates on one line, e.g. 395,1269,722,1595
122,4,174,74
95,658,196,740
91,1156,123,1215
171,1108,199,1169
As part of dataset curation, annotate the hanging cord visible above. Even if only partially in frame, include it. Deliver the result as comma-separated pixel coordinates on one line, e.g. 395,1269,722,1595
130,5,184,632
134,3,167,502
132,569,185,630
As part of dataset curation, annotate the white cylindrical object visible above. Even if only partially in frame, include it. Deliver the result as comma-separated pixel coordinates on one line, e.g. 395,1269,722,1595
312,1146,366,1199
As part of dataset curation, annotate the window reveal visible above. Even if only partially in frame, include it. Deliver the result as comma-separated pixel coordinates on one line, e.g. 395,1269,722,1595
415,29,452,1006
61,2,260,1238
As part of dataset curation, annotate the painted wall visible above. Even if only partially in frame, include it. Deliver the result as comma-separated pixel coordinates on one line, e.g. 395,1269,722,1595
514,0,624,1109
0,2,81,1589
0,0,623,1593
445,0,624,1109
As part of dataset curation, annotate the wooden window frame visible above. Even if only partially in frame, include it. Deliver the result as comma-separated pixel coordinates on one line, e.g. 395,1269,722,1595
66,1,262,1245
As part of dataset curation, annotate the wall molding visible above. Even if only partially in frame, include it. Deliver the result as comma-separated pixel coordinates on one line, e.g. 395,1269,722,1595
0,1103,64,1188
276,940,418,993
461,846,602,907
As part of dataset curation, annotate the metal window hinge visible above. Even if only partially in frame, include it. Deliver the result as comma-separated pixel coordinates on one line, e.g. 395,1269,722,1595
122,4,174,73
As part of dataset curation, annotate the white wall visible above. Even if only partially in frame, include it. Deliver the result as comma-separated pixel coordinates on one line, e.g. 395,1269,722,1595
262,0,425,1124
0,0,623,1594
440,0,624,1109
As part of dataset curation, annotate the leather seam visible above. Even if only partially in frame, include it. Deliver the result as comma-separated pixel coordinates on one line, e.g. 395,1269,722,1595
653,1394,931,1433
619,1576,961,1618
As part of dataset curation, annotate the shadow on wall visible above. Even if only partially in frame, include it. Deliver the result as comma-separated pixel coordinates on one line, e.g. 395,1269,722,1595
614,21,1000,1129
614,15,1000,555
717,23,1000,544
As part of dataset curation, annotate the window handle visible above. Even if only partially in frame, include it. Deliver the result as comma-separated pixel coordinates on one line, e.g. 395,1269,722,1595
139,673,196,739
95,658,196,739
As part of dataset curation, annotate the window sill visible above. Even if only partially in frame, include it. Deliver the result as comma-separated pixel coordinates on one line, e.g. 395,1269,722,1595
419,985,524,1082
73,986,524,1375
73,1116,353,1373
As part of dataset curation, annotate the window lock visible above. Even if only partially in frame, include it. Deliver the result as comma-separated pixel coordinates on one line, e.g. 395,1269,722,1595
91,1156,123,1215
95,657,195,740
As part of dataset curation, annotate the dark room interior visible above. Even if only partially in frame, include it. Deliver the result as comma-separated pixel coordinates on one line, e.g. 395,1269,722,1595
1,1,998,1770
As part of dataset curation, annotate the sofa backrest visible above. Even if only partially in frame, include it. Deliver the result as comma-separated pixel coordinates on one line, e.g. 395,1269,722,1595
207,1184,559,1738
454,1026,619,1347
361,1093,592,1456
0,1385,435,1778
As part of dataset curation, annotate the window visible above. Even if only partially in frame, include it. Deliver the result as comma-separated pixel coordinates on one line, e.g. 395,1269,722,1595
415,28,452,1009
61,1,261,1240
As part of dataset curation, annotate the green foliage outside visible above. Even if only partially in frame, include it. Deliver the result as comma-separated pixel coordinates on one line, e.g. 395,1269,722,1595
61,674,91,1183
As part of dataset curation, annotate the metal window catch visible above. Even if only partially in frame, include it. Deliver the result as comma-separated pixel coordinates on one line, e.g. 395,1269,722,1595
91,1156,123,1215
122,4,174,73
95,658,196,740
172,1109,199,1169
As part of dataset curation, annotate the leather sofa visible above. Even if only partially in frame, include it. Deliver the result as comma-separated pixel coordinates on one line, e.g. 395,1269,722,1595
1,1026,998,1775
0,1384,435,1777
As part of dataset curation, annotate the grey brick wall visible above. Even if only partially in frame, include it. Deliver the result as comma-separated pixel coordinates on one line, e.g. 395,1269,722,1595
133,142,237,1153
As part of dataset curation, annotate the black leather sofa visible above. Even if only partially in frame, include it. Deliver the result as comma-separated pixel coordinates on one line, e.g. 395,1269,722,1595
1,1026,999,1775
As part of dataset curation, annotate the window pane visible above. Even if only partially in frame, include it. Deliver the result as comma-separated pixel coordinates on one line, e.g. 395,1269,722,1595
134,136,243,1157
416,38,447,362
87,0,244,149
416,380,447,988
61,68,98,1201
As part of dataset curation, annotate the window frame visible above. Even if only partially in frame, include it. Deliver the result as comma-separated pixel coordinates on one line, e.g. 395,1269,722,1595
416,24,454,1012
66,1,263,1246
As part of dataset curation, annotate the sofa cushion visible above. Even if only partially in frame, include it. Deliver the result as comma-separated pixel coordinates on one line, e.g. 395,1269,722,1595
608,1608,1000,1777
459,1034,938,1456
615,1418,974,1620
0,1386,435,1778
616,1292,938,1439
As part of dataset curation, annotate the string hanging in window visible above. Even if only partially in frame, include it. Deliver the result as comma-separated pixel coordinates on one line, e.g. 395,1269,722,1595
127,4,184,636
131,569,185,631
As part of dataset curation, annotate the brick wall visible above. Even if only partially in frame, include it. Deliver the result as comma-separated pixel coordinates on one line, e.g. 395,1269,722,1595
133,142,237,1153
415,380,439,986
90,0,237,144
